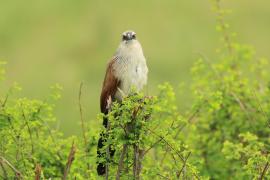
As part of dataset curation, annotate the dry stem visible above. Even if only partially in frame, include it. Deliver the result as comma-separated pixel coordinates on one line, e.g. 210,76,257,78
116,144,128,180
62,142,76,180
78,82,90,171
35,164,42,180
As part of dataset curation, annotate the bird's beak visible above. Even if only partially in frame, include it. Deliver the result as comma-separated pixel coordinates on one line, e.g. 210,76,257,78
126,33,132,40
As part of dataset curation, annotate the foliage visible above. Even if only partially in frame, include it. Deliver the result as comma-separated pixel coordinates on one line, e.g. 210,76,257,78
1,1,270,179
97,85,203,179
0,81,203,179
185,0,270,179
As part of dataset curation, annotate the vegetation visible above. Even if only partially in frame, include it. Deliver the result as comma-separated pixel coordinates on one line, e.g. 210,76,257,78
1,1,270,179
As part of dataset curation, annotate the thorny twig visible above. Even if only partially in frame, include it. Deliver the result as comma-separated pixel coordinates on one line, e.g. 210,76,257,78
62,142,76,180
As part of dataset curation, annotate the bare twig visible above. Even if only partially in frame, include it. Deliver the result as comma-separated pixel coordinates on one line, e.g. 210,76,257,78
142,137,163,157
259,161,270,180
131,103,145,180
157,173,170,179
146,127,185,162
133,145,143,180
0,160,8,179
62,142,76,180
78,82,88,147
78,82,90,171
116,144,128,180
178,152,191,178
35,164,42,180
0,156,23,179
175,104,202,138
21,108,34,155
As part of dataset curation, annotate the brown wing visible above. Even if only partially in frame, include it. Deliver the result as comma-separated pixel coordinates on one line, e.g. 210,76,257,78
100,58,120,114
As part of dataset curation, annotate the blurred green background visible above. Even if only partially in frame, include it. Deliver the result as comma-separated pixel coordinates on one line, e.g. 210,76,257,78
1,0,269,136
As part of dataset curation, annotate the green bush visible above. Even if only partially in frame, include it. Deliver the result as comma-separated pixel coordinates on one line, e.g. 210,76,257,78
97,85,203,179
0,76,203,179
186,1,270,179
1,1,270,179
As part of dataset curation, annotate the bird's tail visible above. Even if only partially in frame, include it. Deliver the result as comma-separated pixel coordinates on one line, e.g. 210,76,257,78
97,132,106,175
96,117,115,176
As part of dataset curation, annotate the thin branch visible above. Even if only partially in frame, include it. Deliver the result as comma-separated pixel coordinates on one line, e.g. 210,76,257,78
175,104,202,138
178,152,191,178
146,127,185,162
259,161,270,180
157,173,170,179
62,142,76,180
78,82,90,171
142,137,163,157
21,108,34,155
161,103,202,164
170,151,178,167
0,160,8,179
133,144,142,180
128,137,163,170
35,164,42,180
78,82,88,147
39,118,63,160
0,156,23,178
116,144,128,180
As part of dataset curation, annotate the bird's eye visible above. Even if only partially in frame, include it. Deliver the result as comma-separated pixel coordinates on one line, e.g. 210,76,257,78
132,34,136,39
122,35,126,40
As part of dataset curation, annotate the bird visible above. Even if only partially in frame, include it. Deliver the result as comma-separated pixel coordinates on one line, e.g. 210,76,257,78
97,30,148,175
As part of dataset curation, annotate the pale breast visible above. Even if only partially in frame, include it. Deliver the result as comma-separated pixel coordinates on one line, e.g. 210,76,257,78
113,55,148,100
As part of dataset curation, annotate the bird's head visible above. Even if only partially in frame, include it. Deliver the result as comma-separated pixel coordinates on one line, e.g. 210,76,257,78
116,30,143,56
122,31,136,42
